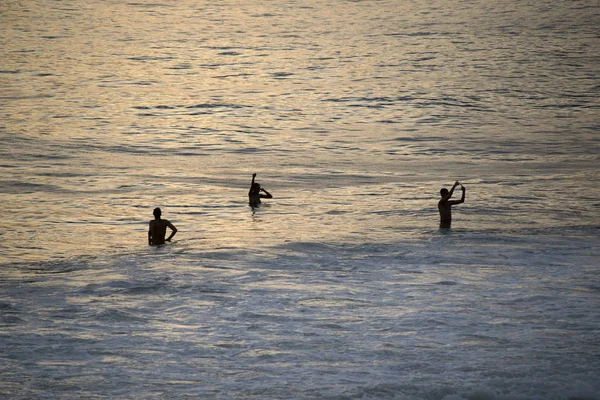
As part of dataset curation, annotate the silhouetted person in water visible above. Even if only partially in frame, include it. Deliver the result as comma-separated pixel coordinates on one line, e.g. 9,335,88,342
438,181,466,228
248,173,273,208
148,207,177,245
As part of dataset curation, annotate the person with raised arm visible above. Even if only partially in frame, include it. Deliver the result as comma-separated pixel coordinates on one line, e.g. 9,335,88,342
148,207,177,245
248,173,273,208
438,180,466,228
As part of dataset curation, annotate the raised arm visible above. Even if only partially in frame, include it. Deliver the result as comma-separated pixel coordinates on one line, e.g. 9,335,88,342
249,173,257,195
441,181,460,202
166,221,178,242
448,184,465,205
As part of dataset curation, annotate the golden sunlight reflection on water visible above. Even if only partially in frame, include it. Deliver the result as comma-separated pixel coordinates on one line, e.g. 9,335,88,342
1,0,598,264
0,2,598,399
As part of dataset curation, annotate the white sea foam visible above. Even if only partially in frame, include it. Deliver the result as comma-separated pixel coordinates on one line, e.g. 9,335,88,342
0,0,598,398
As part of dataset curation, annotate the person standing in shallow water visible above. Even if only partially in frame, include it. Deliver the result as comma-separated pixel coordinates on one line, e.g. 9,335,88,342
148,207,177,245
248,173,273,208
438,181,466,228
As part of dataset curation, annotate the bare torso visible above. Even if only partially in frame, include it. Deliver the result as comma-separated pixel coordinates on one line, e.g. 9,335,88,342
149,219,171,245
248,193,261,207
438,200,453,223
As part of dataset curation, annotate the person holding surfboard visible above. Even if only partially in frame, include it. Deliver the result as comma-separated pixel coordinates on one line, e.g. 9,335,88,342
148,207,177,245
438,181,466,228
248,173,273,208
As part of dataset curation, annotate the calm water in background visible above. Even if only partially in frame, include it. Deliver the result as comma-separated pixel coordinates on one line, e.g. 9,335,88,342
1,0,599,398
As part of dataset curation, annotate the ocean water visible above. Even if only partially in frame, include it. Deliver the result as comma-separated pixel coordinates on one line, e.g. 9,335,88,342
1,0,599,398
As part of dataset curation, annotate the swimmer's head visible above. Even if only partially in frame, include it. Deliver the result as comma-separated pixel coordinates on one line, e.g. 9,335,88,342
440,188,449,197
153,207,162,219
251,182,261,192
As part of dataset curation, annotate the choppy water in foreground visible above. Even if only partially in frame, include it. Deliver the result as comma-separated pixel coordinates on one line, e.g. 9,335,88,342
1,0,599,398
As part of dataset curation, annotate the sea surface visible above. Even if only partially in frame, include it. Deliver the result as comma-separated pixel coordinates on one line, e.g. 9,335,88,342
1,0,599,398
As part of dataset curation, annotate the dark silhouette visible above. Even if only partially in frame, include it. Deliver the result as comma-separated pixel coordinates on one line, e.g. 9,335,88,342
438,181,466,228
148,207,177,245
248,173,273,208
